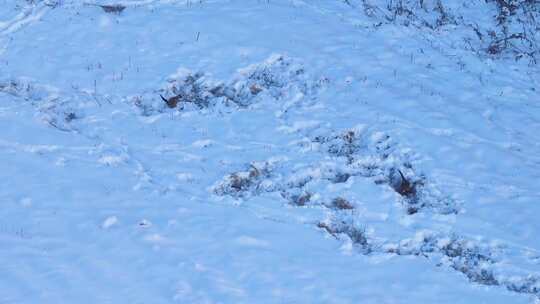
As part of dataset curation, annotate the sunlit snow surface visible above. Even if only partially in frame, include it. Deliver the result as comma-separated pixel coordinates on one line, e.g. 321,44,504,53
1,0,540,303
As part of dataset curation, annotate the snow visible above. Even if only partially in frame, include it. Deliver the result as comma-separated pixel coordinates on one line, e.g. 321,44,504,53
102,216,119,229
1,0,539,303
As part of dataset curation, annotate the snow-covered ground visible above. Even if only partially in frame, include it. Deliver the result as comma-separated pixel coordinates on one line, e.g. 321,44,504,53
1,0,540,303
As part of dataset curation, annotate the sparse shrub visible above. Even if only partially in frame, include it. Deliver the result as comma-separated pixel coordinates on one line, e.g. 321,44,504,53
354,0,540,62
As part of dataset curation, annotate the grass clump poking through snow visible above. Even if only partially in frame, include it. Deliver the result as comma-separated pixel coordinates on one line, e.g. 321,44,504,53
0,78,91,132
315,129,364,163
161,71,218,110
286,191,312,207
317,218,371,253
328,197,355,210
384,232,540,298
128,54,325,115
212,162,277,199
505,276,540,298
225,54,319,106
315,126,458,215
129,68,222,115
385,233,500,286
